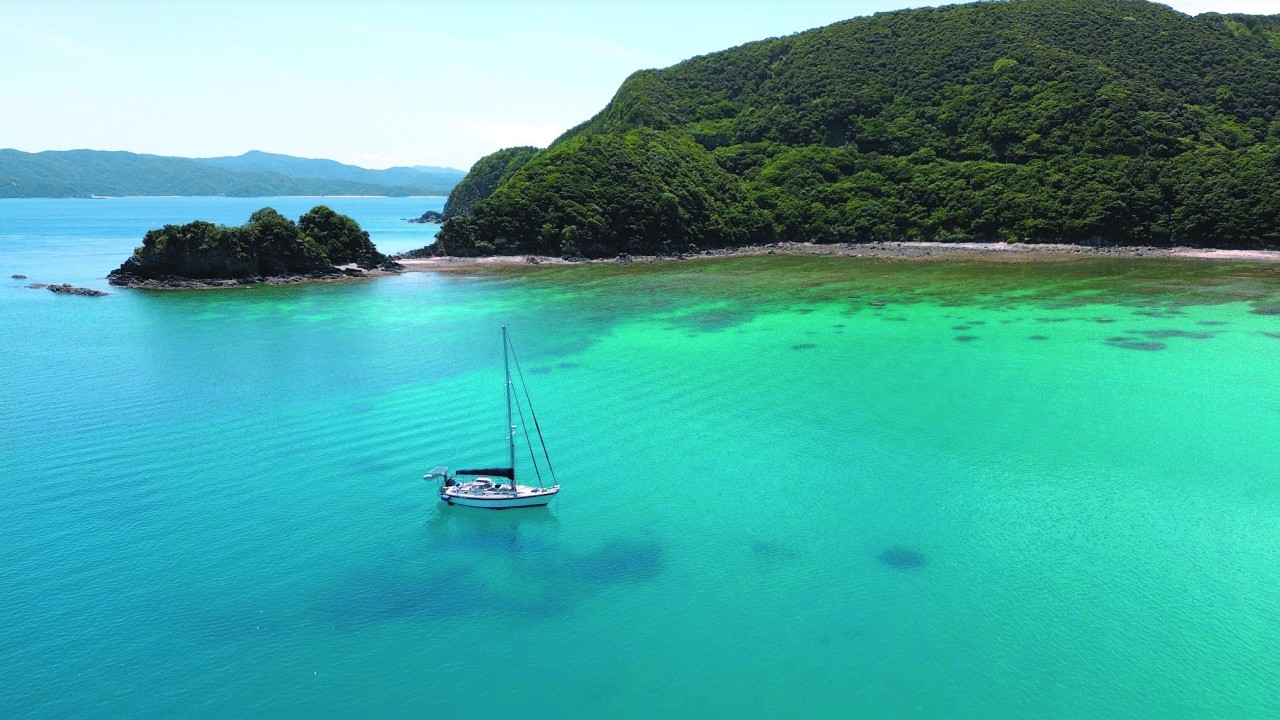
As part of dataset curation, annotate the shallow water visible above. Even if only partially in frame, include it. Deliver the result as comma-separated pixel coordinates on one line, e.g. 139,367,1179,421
2,200,1280,717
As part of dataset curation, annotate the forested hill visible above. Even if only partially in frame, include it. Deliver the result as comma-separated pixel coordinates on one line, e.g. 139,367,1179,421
442,146,540,221
436,0,1280,257
0,149,463,198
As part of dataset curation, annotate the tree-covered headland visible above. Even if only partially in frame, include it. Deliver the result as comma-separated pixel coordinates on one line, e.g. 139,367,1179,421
436,0,1280,257
108,206,394,285
442,146,541,221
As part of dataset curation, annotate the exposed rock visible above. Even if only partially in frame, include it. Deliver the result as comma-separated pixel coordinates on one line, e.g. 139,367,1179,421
392,246,440,260
11,274,27,279
107,270,366,289
46,283,107,296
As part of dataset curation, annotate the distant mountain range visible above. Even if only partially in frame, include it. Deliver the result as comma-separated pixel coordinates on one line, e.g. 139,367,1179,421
0,149,466,198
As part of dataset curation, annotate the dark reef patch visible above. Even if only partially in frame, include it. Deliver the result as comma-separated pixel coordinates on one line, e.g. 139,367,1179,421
1094,317,1117,324
790,343,818,350
560,541,664,586
1106,336,1166,351
1262,332,1280,339
668,306,756,333
879,547,927,570
324,530,664,629
954,335,981,342
557,362,582,370
321,565,495,628
1036,317,1071,323
1250,304,1280,316
951,325,972,330
1028,334,1050,341
967,320,987,325
748,539,798,567
1129,329,1215,340
1135,308,1186,318
1197,321,1229,327
352,458,395,473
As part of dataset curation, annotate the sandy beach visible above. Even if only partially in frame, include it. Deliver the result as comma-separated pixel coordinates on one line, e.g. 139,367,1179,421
396,241,1280,271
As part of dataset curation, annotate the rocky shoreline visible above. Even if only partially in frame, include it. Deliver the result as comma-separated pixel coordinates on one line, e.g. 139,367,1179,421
396,240,1280,270
92,240,1280,291
106,263,403,290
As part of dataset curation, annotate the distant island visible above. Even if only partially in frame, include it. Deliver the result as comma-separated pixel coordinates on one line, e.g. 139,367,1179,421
108,206,401,288
0,149,465,199
407,210,445,224
433,0,1280,258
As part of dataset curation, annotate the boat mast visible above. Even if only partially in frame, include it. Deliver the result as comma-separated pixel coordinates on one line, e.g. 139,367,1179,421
503,325,516,489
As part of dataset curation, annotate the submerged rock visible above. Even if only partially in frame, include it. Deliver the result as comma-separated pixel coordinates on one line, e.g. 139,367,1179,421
879,547,927,570
1132,329,1215,340
1105,336,1166,351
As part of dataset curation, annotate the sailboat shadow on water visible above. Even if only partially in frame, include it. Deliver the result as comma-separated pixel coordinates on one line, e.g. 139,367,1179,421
425,325,562,509
424,503,560,553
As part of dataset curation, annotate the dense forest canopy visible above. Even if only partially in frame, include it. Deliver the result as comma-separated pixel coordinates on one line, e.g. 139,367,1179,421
436,0,1280,256
108,206,389,282
442,146,541,220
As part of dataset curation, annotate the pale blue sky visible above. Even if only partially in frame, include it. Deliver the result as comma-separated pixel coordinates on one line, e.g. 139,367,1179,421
3,0,1277,170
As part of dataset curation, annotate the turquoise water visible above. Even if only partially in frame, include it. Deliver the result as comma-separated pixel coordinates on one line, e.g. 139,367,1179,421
2,199,1280,717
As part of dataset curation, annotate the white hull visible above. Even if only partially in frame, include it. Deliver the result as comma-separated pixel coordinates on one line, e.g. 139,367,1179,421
427,326,562,511
440,482,560,509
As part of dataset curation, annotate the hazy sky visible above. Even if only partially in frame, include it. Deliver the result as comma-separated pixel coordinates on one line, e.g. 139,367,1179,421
4,0,1278,170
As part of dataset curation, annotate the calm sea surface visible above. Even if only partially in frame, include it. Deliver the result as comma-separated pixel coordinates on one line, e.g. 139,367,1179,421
2,197,1279,718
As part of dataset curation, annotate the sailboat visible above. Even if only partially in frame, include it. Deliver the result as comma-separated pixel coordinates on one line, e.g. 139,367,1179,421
424,325,561,509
